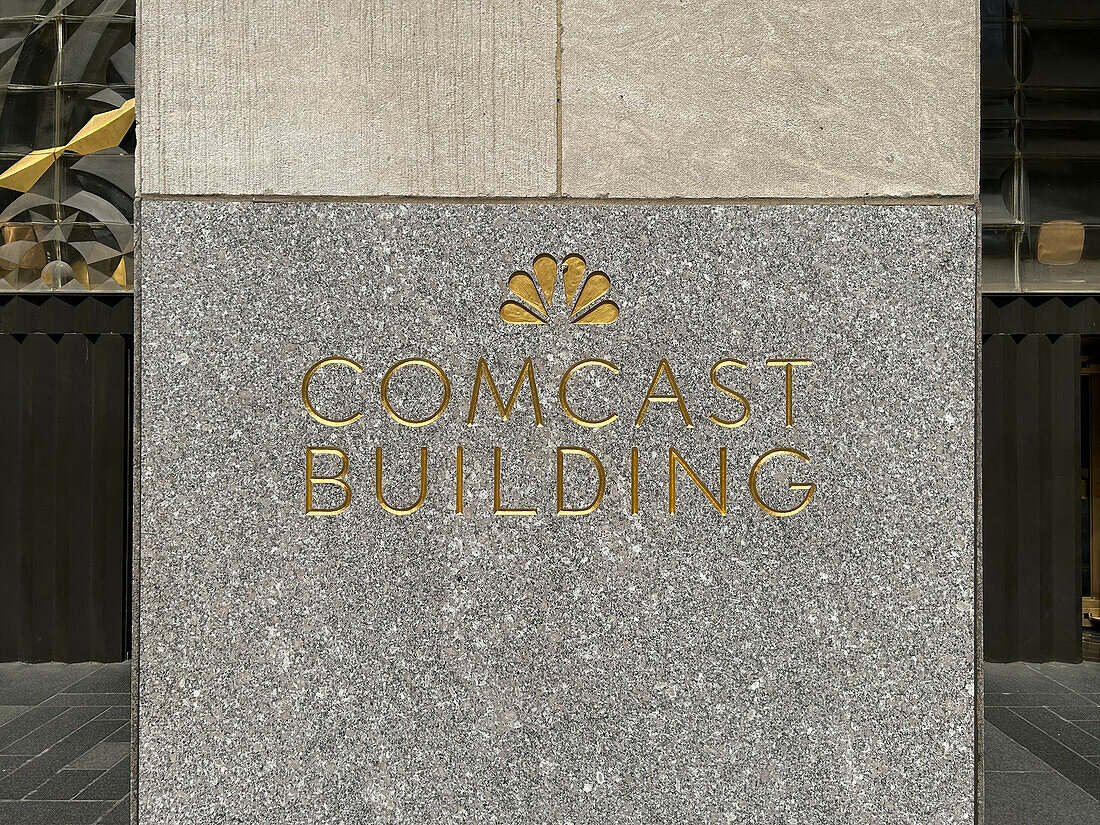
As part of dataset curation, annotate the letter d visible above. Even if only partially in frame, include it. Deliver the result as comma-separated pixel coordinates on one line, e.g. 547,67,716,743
556,447,606,515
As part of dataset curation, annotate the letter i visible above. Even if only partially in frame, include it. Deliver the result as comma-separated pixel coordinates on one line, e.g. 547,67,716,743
456,445,464,515
630,447,639,516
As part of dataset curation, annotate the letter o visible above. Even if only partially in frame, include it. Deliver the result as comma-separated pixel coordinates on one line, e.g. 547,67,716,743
380,358,452,427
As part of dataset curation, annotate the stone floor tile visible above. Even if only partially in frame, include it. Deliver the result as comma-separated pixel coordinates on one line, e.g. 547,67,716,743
96,796,130,825
984,663,1074,695
1,709,103,756
1074,720,1100,739
0,712,27,730
986,692,1098,708
26,769,102,801
0,799,114,824
65,743,128,772
91,708,128,722
0,666,102,706
1027,662,1100,695
40,695,129,708
0,720,126,799
62,666,130,697
103,724,128,744
987,706,1100,799
983,721,1051,772
74,759,128,802
1011,707,1100,757
985,770,1100,825
0,709,65,752
1050,704,1100,722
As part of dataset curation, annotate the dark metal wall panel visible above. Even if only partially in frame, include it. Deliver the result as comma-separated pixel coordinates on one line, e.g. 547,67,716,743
0,294,133,335
0,331,132,663
984,295,1100,335
982,333,1082,662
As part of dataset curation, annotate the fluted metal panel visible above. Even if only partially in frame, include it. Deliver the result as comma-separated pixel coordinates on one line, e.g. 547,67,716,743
0,303,132,662
982,332,1082,662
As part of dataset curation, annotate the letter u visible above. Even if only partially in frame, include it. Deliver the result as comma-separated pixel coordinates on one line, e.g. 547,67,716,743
375,446,429,515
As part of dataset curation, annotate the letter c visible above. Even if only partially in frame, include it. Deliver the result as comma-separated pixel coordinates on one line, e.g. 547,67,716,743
301,356,363,427
559,358,619,428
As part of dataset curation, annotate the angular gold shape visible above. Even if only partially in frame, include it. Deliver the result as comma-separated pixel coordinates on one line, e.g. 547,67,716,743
500,300,546,324
1037,220,1085,266
0,239,45,270
508,271,547,314
0,99,136,193
111,258,128,287
571,272,611,316
532,254,557,307
65,99,136,155
573,300,619,325
0,149,61,192
562,254,586,305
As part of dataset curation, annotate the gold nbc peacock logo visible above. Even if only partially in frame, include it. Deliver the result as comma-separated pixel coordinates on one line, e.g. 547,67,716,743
500,254,619,325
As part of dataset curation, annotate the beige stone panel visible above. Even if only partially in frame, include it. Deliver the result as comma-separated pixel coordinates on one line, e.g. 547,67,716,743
139,0,557,196
561,0,978,198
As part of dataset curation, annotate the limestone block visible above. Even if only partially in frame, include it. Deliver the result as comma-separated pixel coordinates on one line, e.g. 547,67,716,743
561,0,978,198
138,1,557,196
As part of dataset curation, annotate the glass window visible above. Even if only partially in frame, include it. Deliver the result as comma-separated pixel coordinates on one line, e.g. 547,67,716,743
981,2,1100,292
0,0,134,292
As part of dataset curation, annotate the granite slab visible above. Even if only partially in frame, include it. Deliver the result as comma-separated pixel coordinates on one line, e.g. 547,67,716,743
138,202,977,824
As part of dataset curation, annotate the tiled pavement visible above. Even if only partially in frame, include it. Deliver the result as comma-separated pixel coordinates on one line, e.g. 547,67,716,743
0,663,130,825
985,661,1100,824
0,660,1097,824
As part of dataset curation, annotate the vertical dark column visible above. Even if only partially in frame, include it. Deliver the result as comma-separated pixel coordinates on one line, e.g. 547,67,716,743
0,302,132,663
0,335,27,659
90,334,129,661
983,332,1082,662
982,334,1011,659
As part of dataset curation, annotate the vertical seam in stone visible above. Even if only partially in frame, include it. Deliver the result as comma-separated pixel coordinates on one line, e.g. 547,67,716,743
555,0,563,197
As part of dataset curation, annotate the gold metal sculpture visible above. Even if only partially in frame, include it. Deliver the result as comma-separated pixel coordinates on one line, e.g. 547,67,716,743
0,99,135,193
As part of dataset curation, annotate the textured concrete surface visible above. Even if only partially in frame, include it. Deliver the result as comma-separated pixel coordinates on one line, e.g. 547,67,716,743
137,1,557,196
139,202,976,823
561,0,978,198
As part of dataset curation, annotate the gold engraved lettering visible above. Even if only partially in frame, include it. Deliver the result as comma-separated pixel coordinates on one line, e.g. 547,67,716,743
559,358,620,428
301,357,363,427
635,358,694,428
468,358,544,426
707,359,751,428
668,447,727,515
749,447,816,517
765,358,812,428
630,447,639,516
374,446,429,515
380,358,451,427
493,447,537,515
305,447,352,515
556,447,606,515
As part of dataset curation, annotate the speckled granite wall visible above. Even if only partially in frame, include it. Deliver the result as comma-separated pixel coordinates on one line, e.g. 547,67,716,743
138,201,977,824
